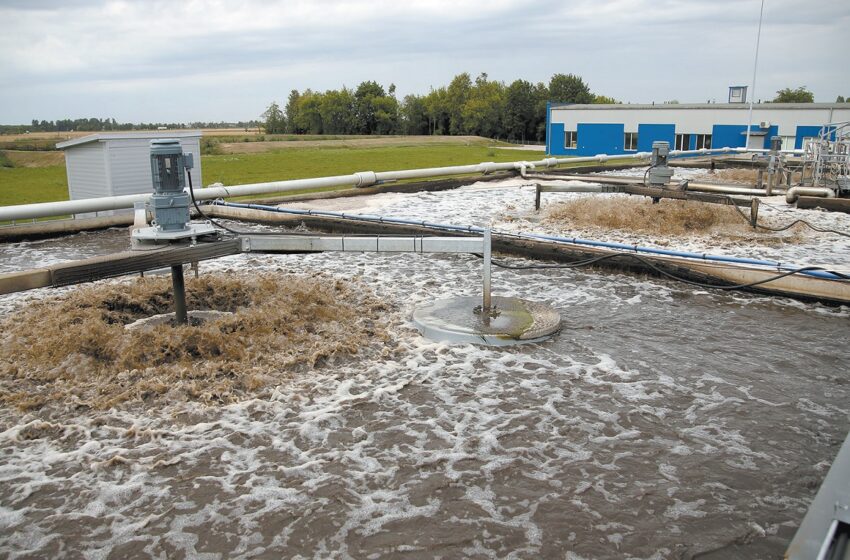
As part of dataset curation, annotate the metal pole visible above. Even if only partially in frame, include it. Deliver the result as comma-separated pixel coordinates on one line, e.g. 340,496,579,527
171,264,188,325
745,0,765,151
750,197,760,228
483,228,492,311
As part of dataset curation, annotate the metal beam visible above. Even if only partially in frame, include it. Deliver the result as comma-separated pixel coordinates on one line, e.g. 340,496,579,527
0,239,242,295
241,235,485,254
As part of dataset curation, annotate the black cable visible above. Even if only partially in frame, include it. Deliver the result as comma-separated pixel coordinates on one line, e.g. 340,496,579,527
478,252,849,290
716,193,850,238
187,170,243,236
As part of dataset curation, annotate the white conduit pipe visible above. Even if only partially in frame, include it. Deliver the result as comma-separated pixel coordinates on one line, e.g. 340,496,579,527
785,187,835,204
0,153,646,222
685,184,775,196
0,147,748,222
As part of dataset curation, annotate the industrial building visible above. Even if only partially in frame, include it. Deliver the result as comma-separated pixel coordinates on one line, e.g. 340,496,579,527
545,102,850,156
57,131,202,202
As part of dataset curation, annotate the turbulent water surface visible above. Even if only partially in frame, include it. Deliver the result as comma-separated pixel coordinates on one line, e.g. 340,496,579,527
1,177,848,559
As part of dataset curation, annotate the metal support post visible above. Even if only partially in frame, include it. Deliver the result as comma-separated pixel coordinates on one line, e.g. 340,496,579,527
750,198,760,228
483,228,492,311
171,264,188,325
757,169,764,189
535,185,542,211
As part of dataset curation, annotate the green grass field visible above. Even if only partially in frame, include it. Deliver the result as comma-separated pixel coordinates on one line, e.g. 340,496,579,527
0,166,68,206
202,145,529,186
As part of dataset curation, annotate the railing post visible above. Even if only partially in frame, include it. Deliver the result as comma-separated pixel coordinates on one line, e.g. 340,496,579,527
483,228,492,311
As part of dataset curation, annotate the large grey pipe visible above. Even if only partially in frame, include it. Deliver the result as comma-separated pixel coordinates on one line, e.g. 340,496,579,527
0,147,749,222
785,187,835,204
0,154,643,222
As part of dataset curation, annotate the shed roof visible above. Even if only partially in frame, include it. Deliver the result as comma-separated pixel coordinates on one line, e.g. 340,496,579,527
56,130,202,150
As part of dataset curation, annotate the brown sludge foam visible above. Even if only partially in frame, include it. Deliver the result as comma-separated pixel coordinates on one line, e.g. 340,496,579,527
0,272,392,411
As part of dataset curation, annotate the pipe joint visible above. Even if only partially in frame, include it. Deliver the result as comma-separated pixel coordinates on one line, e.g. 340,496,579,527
595,154,608,163
477,162,499,174
786,187,835,204
353,171,378,188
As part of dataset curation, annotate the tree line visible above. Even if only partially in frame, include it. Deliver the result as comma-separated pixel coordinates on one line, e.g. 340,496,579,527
0,118,261,135
264,73,616,143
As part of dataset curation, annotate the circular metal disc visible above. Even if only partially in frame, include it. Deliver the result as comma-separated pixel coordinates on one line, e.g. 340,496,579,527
412,296,561,346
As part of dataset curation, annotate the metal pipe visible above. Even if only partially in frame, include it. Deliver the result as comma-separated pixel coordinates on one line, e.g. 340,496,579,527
686,184,773,196
0,154,633,222
745,0,766,150
483,228,492,310
0,147,752,223
528,172,781,196
786,187,835,204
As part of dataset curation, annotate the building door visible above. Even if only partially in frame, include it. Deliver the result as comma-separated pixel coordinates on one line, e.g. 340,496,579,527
747,134,763,150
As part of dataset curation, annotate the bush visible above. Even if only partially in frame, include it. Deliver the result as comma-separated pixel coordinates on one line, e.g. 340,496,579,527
200,138,222,155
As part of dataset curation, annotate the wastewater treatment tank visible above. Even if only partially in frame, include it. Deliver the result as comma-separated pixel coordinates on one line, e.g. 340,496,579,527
0,176,848,558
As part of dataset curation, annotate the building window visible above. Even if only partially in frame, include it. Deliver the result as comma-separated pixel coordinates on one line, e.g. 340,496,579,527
675,133,691,151
564,131,577,149
695,134,712,150
781,136,796,151
624,132,638,151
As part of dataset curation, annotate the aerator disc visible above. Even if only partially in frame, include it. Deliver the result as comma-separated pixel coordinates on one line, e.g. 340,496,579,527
412,296,561,346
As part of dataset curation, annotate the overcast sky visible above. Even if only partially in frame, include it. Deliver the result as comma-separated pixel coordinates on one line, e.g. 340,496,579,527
1,0,848,124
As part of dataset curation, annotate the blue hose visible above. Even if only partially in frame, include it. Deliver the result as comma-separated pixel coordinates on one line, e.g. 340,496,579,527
213,201,846,281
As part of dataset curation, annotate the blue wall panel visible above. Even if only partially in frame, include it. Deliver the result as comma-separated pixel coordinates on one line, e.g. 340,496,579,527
548,122,566,155
637,124,675,152
795,125,829,149
577,123,624,155
712,124,747,149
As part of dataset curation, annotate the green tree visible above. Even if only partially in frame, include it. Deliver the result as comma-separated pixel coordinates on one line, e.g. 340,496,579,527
320,88,355,134
423,87,450,135
372,95,399,134
261,101,285,134
284,89,301,133
399,94,430,135
352,81,386,134
447,73,472,135
461,73,504,138
773,86,814,103
532,82,550,141
549,73,593,104
592,94,619,104
293,90,324,134
504,79,536,142
837,95,847,103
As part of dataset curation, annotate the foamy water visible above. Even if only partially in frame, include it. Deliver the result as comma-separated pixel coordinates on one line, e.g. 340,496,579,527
0,178,848,559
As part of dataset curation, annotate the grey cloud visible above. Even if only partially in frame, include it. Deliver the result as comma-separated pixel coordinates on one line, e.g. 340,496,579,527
1,0,848,123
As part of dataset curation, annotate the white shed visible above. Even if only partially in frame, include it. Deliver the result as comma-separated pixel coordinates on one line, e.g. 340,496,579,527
56,131,203,203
